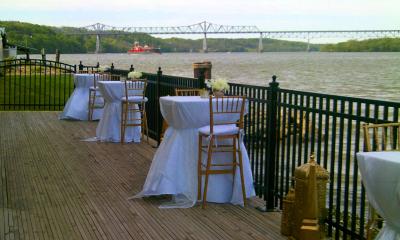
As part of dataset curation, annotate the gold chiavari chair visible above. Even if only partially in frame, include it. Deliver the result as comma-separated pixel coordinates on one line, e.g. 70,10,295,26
78,69,99,74
88,73,120,121
175,88,202,96
197,95,247,208
362,122,400,240
120,79,149,143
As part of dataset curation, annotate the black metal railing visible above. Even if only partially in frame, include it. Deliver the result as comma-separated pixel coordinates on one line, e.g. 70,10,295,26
275,87,399,239
1,59,399,239
143,69,205,144
0,59,76,110
229,78,400,240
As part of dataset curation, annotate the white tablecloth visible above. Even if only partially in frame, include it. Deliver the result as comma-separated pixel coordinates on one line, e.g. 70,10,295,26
59,74,103,120
96,81,141,143
135,96,255,208
357,151,400,240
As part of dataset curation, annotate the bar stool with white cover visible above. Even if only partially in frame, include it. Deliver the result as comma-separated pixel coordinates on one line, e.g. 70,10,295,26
362,122,400,240
120,79,149,143
88,73,110,120
197,95,247,209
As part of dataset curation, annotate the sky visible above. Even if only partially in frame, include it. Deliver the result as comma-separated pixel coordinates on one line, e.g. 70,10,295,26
1,0,399,42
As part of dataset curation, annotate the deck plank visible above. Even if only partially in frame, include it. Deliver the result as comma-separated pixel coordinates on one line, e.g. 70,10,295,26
0,112,285,240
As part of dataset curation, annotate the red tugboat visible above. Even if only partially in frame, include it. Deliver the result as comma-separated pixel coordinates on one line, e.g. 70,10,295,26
127,41,161,54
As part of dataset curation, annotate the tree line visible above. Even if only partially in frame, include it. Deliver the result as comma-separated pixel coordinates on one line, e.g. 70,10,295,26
1,21,399,53
321,38,400,52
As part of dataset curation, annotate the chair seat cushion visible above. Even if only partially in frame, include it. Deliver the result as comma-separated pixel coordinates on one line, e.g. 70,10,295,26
199,124,239,136
121,96,148,103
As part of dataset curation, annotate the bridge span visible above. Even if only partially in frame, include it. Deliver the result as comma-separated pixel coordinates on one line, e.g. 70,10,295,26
67,21,400,53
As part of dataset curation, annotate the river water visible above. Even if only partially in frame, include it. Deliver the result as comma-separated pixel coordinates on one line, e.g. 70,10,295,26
39,52,400,102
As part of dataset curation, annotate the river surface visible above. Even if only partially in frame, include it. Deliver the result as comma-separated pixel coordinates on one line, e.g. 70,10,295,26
37,52,400,102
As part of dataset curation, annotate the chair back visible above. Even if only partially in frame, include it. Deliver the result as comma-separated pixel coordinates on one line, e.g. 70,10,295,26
363,122,400,152
124,79,147,99
175,88,202,96
78,69,100,74
209,95,246,134
93,73,120,87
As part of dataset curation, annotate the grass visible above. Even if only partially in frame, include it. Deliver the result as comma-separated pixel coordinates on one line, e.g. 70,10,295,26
0,73,74,110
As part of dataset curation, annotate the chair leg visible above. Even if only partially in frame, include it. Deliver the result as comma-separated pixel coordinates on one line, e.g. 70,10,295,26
237,140,247,206
202,136,214,209
143,104,149,143
197,134,203,201
88,91,91,121
90,93,95,121
232,137,237,190
366,206,378,240
120,102,126,144
88,90,93,121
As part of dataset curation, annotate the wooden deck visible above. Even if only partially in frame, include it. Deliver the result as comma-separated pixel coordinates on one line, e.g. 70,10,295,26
0,112,284,240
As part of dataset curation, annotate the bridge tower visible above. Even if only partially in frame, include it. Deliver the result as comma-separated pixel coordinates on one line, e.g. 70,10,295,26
95,34,101,54
258,32,263,53
203,33,208,53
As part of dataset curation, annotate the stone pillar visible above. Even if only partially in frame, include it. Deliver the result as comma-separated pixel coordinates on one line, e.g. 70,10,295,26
95,34,101,54
202,33,208,53
299,157,320,240
258,32,263,53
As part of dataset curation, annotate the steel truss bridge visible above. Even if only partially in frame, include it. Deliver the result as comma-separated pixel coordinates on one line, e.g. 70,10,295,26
68,21,400,53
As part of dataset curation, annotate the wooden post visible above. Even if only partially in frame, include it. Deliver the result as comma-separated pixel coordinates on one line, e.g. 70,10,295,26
41,48,46,61
55,49,60,62
198,67,206,88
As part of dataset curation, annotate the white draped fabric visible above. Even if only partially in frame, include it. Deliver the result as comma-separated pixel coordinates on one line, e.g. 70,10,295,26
96,81,141,143
59,74,103,120
135,96,255,208
357,151,400,240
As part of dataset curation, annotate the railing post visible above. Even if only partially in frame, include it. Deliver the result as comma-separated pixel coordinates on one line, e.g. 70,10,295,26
110,63,114,74
156,67,163,146
265,75,279,211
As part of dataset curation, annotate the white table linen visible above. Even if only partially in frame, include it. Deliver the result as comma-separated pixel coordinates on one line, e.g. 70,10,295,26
96,81,141,143
135,96,255,208
357,151,400,240
59,74,103,120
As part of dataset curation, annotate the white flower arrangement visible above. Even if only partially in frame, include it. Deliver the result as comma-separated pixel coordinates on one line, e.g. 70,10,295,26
98,65,109,72
205,78,229,92
128,71,143,79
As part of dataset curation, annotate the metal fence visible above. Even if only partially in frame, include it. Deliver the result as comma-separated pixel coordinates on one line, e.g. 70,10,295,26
229,78,400,239
0,59,76,110
1,59,400,239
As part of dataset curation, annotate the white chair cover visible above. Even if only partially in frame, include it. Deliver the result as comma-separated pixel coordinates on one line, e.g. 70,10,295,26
59,74,103,120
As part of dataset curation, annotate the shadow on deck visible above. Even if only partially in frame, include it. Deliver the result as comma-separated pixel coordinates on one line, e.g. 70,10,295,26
0,112,284,240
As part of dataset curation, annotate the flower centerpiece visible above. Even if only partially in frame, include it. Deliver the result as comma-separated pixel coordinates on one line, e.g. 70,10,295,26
128,71,143,79
98,65,110,72
205,78,229,96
